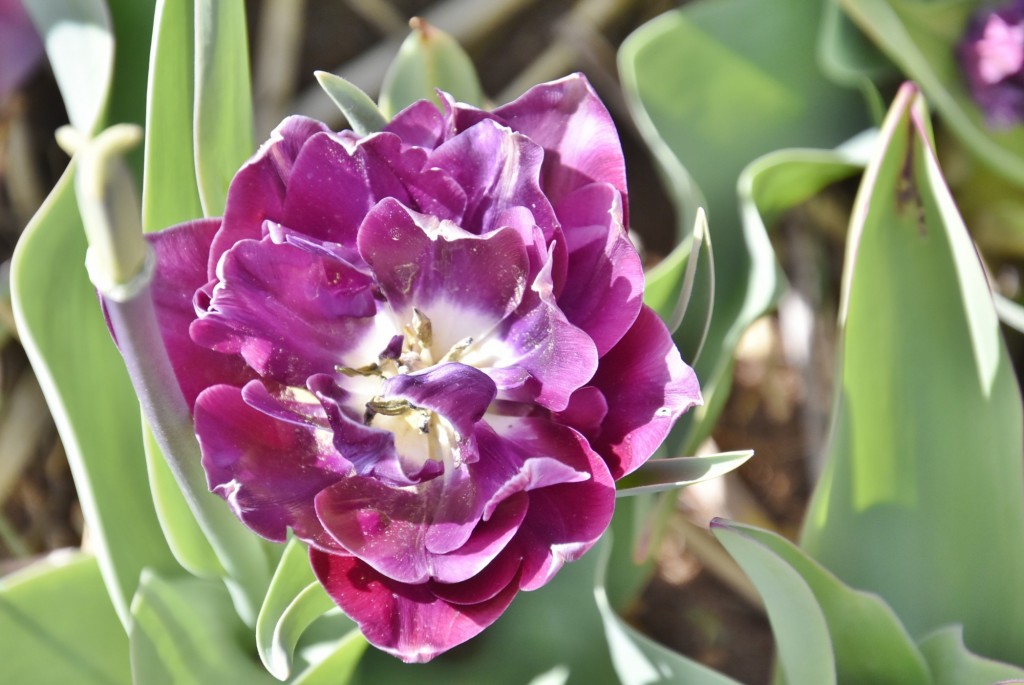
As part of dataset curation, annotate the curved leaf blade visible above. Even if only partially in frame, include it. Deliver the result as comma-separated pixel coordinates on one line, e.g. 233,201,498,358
616,450,753,498
918,626,1024,685
315,72,388,136
379,20,483,119
0,552,130,684
710,520,837,685
10,165,178,625
193,0,254,216
801,84,1024,664
716,520,931,685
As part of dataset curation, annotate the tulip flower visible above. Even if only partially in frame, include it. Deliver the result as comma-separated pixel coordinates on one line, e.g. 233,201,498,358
106,74,701,662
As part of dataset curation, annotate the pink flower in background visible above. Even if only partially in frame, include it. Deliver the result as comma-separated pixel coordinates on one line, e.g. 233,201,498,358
138,74,701,662
0,0,43,104
958,0,1024,127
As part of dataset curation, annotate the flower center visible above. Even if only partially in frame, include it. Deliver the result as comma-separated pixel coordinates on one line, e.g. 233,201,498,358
335,309,486,475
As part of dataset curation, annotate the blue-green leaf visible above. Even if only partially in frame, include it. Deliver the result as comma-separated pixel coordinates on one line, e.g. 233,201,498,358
594,537,742,685
801,84,1024,665
129,571,278,684
23,0,113,136
10,165,178,625
315,72,388,136
840,0,1024,185
620,0,867,453
918,626,1024,685
193,0,254,216
257,537,339,680
379,20,484,119
714,520,931,685
143,0,203,231
615,450,753,497
0,552,130,684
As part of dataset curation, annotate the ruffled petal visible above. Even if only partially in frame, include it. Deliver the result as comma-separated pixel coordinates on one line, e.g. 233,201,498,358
357,198,530,354
195,382,349,551
145,219,254,410
310,550,520,663
427,118,559,238
584,305,703,478
190,235,379,384
493,74,627,218
555,183,643,356
211,116,330,275
465,250,598,411
483,417,615,591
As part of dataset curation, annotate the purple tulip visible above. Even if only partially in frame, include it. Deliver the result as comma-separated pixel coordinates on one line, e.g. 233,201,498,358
138,74,701,662
958,0,1024,127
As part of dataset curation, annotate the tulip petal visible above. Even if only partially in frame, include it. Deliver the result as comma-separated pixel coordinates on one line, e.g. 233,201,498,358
586,305,703,478
146,219,254,409
195,382,348,551
428,118,559,238
555,183,643,356
493,74,627,217
190,236,379,384
310,550,520,663
211,116,330,274
357,198,530,353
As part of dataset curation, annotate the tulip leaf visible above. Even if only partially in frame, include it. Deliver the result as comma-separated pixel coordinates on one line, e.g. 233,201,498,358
142,419,222,578
0,552,130,684
817,0,892,122
315,71,388,136
143,0,203,231
257,537,341,680
289,629,367,685
713,520,932,685
840,0,1024,185
994,292,1024,335
379,20,484,119
644,209,716,366
193,0,254,216
593,537,742,685
615,450,753,497
129,571,278,685
710,522,837,685
10,164,178,625
620,0,868,454
800,84,1024,665
22,0,113,136
918,626,1024,685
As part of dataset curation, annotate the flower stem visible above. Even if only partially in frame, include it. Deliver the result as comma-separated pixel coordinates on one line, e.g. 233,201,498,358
71,124,270,625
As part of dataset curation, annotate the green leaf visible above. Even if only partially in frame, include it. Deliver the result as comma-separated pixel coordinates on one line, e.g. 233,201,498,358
193,0,254,216
10,165,178,625
129,571,278,685
710,522,837,685
840,0,1024,185
143,0,203,231
800,84,1024,665
379,19,484,119
918,626,1024,685
257,537,339,680
620,0,868,453
644,209,715,365
713,520,932,685
593,537,742,685
23,0,113,136
615,450,753,497
290,629,367,685
315,72,388,136
817,0,893,122
143,419,222,578
0,552,130,684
